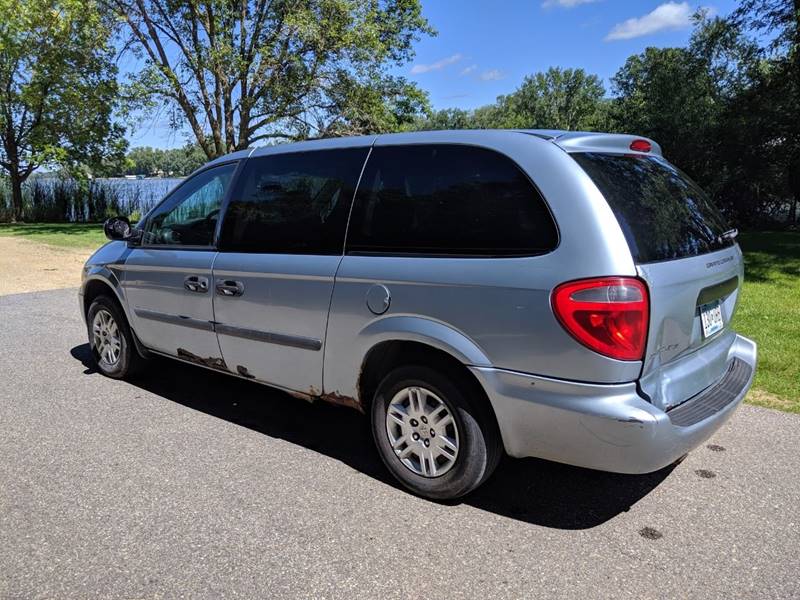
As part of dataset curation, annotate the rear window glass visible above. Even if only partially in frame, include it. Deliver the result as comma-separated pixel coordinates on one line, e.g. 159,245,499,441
572,153,733,263
347,144,558,256
219,148,368,254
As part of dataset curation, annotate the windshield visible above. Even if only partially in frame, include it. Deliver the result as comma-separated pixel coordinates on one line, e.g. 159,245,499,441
572,152,733,263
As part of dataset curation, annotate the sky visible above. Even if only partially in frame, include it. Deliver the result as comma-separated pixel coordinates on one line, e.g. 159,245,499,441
129,0,740,149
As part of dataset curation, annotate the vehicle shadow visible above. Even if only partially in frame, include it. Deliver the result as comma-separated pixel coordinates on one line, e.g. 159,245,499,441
71,343,675,530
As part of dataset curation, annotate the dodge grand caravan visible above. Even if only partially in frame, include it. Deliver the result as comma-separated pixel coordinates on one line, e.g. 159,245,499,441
81,130,757,499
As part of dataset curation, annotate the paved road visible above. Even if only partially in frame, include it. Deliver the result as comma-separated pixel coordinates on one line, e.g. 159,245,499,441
1,288,798,599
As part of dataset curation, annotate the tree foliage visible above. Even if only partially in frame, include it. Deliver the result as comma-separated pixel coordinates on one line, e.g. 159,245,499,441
420,68,608,131
496,68,608,130
729,0,800,222
3,0,798,228
0,0,124,221
417,3,800,228
107,0,434,158
122,145,209,176
608,8,799,225
610,47,720,191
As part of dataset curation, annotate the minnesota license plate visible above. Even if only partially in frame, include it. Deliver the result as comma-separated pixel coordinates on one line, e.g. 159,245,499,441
700,300,724,338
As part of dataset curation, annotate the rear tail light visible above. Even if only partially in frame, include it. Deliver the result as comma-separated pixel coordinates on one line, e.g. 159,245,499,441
551,277,649,361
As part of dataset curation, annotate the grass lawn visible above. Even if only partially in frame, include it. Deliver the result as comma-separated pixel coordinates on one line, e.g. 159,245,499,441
0,224,797,412
0,222,107,249
735,231,800,413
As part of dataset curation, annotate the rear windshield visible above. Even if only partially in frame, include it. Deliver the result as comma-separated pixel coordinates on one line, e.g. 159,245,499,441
572,153,733,263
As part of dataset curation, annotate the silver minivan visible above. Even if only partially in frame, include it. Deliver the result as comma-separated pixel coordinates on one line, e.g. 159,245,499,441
81,130,757,499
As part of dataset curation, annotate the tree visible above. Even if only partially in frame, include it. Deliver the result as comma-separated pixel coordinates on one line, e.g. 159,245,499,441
301,71,430,137
107,0,434,159
163,144,208,176
610,11,799,226
0,0,124,221
610,46,721,189
731,0,800,55
496,68,608,130
124,144,209,176
416,67,608,132
414,108,474,131
729,0,800,223
687,15,790,223
125,147,159,176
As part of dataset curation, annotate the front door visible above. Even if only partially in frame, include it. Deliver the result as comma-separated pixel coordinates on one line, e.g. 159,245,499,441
212,147,369,393
123,162,238,363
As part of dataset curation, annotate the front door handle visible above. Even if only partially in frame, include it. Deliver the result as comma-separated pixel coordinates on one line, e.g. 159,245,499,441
215,279,245,297
184,275,209,293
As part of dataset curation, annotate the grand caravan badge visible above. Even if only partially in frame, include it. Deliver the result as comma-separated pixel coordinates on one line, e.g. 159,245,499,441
706,255,735,269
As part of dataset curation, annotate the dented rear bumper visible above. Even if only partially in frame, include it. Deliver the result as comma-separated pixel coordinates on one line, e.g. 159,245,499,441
470,334,757,474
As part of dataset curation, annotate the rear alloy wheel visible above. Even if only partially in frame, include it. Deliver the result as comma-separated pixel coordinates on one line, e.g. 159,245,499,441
385,386,460,477
372,365,502,500
86,295,143,379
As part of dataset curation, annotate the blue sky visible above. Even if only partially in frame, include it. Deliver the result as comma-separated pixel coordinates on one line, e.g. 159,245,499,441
130,0,739,149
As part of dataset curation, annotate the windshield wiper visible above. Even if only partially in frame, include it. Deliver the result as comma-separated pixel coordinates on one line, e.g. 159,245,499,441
717,228,738,243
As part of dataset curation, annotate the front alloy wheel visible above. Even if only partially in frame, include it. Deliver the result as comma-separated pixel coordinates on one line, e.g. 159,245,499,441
92,309,122,368
86,295,144,379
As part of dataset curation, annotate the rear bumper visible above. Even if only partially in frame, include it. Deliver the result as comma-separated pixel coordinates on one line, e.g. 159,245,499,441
471,334,757,474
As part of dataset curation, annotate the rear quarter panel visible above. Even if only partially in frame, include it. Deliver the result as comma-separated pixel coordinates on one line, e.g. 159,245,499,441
323,131,643,401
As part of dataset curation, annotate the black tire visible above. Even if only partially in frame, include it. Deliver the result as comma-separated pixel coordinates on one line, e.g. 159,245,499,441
371,365,502,500
86,295,144,379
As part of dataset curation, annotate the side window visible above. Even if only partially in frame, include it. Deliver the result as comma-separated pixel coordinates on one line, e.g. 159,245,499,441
346,145,558,256
219,148,369,254
142,162,236,246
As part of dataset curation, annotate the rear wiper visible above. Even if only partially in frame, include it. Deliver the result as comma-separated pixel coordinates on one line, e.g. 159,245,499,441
717,228,738,243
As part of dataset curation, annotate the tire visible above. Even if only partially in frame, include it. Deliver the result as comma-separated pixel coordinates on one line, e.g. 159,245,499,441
371,365,502,500
86,295,144,379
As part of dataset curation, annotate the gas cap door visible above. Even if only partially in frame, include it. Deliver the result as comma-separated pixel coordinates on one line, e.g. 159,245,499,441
366,284,391,315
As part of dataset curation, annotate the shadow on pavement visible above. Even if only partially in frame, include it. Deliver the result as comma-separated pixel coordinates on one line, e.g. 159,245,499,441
71,343,675,530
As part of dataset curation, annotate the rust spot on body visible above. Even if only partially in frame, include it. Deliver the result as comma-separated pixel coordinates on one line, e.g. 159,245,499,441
318,390,363,412
288,390,315,403
236,365,255,379
177,348,229,372
288,385,363,411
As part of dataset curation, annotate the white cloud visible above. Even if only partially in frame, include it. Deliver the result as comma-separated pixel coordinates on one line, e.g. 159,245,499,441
605,2,695,41
460,64,478,76
410,54,463,74
480,69,505,81
542,0,598,7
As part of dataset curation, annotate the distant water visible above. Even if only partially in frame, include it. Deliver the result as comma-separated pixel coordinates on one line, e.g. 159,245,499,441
93,177,184,212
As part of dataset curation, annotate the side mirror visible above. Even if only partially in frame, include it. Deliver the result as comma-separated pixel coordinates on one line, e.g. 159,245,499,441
103,216,142,243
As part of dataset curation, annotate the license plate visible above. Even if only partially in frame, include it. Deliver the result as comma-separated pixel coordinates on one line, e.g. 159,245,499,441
700,301,724,338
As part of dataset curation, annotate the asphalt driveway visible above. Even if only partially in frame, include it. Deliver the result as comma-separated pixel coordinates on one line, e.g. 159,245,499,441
1,288,798,599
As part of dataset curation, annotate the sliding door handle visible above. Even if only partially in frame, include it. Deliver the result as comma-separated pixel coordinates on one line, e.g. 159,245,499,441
216,279,245,297
184,275,209,293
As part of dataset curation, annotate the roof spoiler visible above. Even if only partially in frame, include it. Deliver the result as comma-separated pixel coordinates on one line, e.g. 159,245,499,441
519,130,663,157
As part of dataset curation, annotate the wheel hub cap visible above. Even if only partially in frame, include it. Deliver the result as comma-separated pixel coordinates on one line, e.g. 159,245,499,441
385,386,460,477
92,309,121,367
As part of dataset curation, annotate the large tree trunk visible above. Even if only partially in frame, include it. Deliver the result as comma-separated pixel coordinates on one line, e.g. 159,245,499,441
789,155,800,226
8,169,24,223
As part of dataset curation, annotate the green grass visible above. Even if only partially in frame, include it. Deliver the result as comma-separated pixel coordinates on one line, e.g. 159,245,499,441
0,224,797,411
736,232,800,413
0,222,107,249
